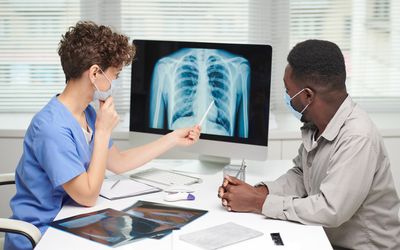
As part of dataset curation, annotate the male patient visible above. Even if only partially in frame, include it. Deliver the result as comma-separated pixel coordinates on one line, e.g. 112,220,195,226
218,39,400,249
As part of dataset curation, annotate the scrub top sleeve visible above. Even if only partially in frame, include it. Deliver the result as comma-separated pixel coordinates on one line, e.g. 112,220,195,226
34,126,86,188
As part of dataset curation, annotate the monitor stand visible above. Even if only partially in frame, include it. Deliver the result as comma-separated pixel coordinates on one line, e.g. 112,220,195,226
172,155,230,175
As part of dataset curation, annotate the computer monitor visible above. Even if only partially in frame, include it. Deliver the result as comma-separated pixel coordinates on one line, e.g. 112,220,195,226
130,40,272,169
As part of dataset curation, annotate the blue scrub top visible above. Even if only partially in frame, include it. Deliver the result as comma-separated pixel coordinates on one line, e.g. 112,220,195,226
5,96,113,250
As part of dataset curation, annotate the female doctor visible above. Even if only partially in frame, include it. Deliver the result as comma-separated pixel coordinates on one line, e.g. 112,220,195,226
5,21,201,250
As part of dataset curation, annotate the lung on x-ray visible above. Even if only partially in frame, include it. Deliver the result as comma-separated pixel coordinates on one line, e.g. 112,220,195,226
149,48,250,138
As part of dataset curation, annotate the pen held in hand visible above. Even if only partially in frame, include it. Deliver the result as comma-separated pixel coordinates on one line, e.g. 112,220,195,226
110,179,120,190
198,100,214,127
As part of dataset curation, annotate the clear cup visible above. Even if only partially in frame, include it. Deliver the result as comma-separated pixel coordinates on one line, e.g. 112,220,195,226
223,164,246,182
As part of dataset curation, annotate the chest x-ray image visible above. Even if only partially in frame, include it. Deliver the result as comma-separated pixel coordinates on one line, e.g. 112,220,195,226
149,48,250,138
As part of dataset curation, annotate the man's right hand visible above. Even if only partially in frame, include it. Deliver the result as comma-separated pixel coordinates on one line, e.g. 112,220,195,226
218,176,268,214
95,97,119,134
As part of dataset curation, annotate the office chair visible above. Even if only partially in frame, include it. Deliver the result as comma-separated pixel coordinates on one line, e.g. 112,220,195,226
0,173,41,249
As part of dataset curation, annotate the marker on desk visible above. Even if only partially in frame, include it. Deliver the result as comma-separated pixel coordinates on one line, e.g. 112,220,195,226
164,192,195,202
198,100,214,126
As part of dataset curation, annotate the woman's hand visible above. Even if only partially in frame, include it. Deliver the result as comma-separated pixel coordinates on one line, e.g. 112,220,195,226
95,97,119,135
169,125,201,147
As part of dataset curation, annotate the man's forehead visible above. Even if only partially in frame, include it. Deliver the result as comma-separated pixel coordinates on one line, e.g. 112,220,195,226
283,65,292,84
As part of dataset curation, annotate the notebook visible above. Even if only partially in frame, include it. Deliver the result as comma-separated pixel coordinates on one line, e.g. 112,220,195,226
130,168,201,186
100,178,161,200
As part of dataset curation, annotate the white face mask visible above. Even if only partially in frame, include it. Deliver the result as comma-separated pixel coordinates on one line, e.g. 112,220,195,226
93,69,116,101
284,88,310,121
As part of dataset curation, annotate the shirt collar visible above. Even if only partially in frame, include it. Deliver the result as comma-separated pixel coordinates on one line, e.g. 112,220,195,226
301,96,355,151
320,95,355,141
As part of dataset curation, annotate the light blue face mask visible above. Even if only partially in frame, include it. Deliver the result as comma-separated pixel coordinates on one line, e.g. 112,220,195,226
284,88,310,120
93,69,116,101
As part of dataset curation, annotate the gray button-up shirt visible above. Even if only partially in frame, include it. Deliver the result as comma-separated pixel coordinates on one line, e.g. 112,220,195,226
262,96,400,249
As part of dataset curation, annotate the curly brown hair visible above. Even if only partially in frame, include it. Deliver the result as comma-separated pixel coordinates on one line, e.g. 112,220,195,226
58,21,135,82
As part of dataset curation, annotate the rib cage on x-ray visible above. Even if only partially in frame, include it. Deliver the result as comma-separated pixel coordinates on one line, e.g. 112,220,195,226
149,48,250,138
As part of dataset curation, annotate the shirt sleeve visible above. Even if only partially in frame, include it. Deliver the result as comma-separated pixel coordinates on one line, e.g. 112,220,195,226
34,124,86,188
261,144,307,197
262,135,378,227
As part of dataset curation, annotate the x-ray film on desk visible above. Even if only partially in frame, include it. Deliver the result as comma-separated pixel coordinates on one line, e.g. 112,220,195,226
49,208,176,247
123,200,208,239
130,40,272,147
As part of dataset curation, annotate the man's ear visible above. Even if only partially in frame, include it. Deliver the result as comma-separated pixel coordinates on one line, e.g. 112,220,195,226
304,87,315,104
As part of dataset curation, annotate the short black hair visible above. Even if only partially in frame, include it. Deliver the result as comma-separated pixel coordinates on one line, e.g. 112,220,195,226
287,39,346,90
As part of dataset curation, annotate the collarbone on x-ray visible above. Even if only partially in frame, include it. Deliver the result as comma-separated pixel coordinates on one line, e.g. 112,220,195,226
149,48,250,138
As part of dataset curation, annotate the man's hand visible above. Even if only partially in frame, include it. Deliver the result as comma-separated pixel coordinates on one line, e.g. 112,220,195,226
217,176,268,214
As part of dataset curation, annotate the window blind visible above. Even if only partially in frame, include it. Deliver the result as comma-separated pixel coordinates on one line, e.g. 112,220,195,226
0,0,80,112
289,0,400,112
1,0,398,119
1,0,285,119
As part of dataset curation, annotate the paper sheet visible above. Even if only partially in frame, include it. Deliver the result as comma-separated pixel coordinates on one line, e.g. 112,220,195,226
100,178,160,200
179,222,263,250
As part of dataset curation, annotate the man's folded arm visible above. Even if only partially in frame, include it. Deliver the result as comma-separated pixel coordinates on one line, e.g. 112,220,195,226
260,136,376,228
259,146,307,198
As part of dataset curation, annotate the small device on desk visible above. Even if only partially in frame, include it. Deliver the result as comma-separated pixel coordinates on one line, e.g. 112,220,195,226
270,232,284,246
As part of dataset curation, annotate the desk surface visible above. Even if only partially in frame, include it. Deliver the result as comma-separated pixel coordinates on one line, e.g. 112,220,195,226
35,159,332,250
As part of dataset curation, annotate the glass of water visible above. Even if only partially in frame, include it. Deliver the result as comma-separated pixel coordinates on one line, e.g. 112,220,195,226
223,164,246,182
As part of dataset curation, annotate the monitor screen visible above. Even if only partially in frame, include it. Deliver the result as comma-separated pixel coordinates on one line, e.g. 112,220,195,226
130,40,272,162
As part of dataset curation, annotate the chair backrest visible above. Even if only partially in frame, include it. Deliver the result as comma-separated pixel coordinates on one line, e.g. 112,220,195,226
0,173,15,186
0,173,42,249
0,173,15,250
0,173,15,218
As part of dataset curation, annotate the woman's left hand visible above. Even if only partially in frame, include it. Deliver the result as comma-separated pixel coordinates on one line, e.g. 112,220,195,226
171,125,201,146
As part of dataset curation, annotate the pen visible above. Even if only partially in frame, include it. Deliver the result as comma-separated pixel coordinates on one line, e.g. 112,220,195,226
235,159,246,179
110,179,120,189
198,100,214,126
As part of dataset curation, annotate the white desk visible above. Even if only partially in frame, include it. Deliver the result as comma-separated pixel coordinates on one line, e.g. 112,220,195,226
35,160,333,250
